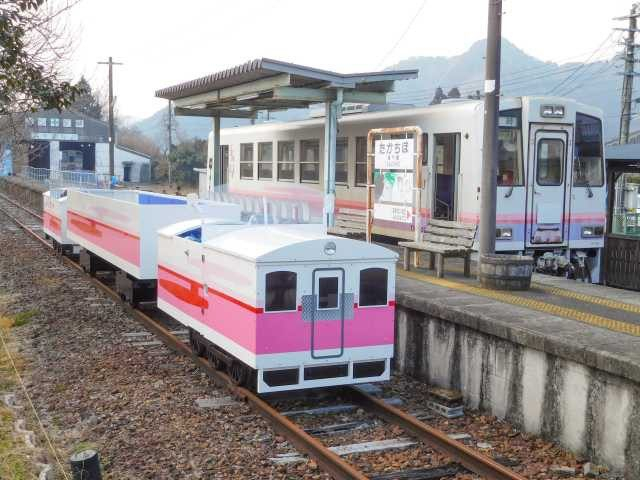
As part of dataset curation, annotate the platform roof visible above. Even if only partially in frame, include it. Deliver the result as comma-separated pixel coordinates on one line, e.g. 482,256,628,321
155,58,418,119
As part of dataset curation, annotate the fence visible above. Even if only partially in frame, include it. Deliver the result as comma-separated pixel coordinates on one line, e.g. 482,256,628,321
19,166,114,189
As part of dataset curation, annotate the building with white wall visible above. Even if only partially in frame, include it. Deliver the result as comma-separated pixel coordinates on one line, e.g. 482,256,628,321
26,109,150,182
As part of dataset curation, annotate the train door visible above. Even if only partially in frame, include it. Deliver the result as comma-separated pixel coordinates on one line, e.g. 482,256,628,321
310,268,345,359
433,133,459,220
527,125,572,246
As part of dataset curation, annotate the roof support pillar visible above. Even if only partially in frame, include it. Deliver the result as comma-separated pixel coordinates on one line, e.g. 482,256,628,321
207,115,221,196
323,88,343,228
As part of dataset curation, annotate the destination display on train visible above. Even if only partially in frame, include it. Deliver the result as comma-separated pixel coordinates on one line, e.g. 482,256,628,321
374,139,414,170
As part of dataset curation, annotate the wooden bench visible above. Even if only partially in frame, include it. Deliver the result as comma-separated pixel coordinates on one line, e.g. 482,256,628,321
398,219,477,278
328,208,367,237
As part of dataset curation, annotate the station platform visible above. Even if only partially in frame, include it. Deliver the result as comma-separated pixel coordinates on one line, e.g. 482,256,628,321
392,255,640,476
394,255,640,382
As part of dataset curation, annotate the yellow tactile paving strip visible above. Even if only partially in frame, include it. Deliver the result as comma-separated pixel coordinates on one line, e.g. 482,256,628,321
398,269,640,337
531,283,640,315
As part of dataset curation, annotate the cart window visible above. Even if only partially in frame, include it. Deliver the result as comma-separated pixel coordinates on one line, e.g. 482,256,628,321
318,277,339,309
265,271,297,312
497,109,523,186
359,268,388,306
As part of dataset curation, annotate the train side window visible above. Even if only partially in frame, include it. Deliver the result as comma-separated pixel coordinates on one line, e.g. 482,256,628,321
258,142,273,180
355,136,368,187
574,113,604,187
240,143,254,179
537,139,564,186
359,268,388,306
265,271,297,312
278,141,295,182
300,139,320,183
497,109,523,186
422,133,428,166
335,138,348,184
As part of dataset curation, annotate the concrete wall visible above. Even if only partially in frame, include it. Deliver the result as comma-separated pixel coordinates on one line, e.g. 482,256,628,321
49,141,60,171
95,143,109,176
395,307,640,478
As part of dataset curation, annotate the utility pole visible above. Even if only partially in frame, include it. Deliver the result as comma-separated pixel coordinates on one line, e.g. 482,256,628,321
98,57,123,177
167,100,172,186
479,0,502,257
616,4,640,144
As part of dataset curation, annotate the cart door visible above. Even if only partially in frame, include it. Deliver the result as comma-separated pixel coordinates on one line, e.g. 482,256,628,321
310,269,345,359
528,127,571,246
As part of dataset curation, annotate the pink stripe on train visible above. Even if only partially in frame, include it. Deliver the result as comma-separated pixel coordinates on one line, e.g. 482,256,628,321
157,264,394,355
68,210,140,266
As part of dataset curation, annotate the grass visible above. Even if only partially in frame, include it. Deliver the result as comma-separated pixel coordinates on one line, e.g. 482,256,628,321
0,331,34,480
11,310,38,328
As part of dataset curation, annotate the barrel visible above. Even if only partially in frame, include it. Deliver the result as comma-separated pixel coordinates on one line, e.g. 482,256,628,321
478,253,534,291
70,449,102,480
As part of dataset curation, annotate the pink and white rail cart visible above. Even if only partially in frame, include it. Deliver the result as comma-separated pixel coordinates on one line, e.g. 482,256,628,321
157,221,398,393
66,189,240,304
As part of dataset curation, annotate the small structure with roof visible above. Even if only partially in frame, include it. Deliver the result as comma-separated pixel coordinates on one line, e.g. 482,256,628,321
156,58,418,226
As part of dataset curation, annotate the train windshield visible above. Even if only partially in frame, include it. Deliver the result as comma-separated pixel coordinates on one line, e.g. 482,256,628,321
574,113,604,187
497,109,523,186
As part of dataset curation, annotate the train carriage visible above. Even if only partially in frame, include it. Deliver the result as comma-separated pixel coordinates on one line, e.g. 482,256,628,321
65,189,241,303
43,188,77,253
213,96,606,282
157,221,397,393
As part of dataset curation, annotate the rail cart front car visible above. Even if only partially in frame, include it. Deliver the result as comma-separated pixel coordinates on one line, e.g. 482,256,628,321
43,188,81,254
66,189,240,304
157,223,398,393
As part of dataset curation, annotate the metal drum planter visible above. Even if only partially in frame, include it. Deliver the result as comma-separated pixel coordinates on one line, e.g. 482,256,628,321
479,254,534,291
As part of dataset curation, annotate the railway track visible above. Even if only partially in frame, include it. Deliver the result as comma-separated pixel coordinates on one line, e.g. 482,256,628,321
0,191,526,480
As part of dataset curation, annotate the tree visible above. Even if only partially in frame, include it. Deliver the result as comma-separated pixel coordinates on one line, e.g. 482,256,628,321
0,0,81,116
447,87,461,99
430,87,446,105
167,138,207,186
71,76,104,120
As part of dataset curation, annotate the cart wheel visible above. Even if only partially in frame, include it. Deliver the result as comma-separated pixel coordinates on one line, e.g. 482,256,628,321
229,361,246,386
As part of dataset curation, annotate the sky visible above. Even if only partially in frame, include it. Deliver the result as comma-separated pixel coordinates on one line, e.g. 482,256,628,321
65,0,633,120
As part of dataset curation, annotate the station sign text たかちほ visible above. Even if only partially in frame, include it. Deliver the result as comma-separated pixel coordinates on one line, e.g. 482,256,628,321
374,139,414,170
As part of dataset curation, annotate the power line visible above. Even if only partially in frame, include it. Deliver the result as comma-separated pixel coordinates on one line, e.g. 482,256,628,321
547,31,616,95
377,0,428,69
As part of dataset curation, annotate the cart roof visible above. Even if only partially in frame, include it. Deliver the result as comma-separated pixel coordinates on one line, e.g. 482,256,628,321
203,224,397,263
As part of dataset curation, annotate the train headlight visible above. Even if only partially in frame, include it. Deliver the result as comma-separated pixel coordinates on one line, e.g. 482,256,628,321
324,241,337,255
581,225,604,238
541,105,565,118
496,227,513,240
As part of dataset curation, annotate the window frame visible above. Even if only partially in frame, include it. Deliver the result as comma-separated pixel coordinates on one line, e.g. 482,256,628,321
277,141,295,182
49,118,60,128
75,119,84,128
355,136,368,187
536,138,565,187
300,139,320,184
358,267,389,307
315,272,341,311
239,143,255,180
497,108,525,187
573,112,604,188
335,137,348,185
264,270,297,313
257,142,274,181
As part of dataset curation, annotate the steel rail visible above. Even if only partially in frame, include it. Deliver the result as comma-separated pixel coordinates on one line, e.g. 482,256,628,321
0,195,368,480
347,387,527,480
0,192,527,480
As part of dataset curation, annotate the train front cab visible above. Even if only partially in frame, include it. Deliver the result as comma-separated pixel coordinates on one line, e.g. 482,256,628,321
254,244,397,394
495,97,605,282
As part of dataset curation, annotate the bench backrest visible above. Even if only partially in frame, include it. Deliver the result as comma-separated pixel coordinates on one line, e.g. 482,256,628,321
423,218,477,248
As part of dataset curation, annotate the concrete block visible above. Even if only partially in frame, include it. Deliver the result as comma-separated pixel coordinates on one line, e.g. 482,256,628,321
559,362,589,454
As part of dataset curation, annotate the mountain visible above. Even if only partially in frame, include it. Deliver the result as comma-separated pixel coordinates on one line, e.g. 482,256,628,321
132,38,621,143
388,38,620,139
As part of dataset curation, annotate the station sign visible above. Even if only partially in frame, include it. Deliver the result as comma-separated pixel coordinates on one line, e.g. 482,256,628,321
373,203,413,223
374,139,414,170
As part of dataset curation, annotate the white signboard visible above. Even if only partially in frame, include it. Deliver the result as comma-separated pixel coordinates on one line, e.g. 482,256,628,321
374,203,413,223
375,171,413,204
374,139,414,170
31,132,79,141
